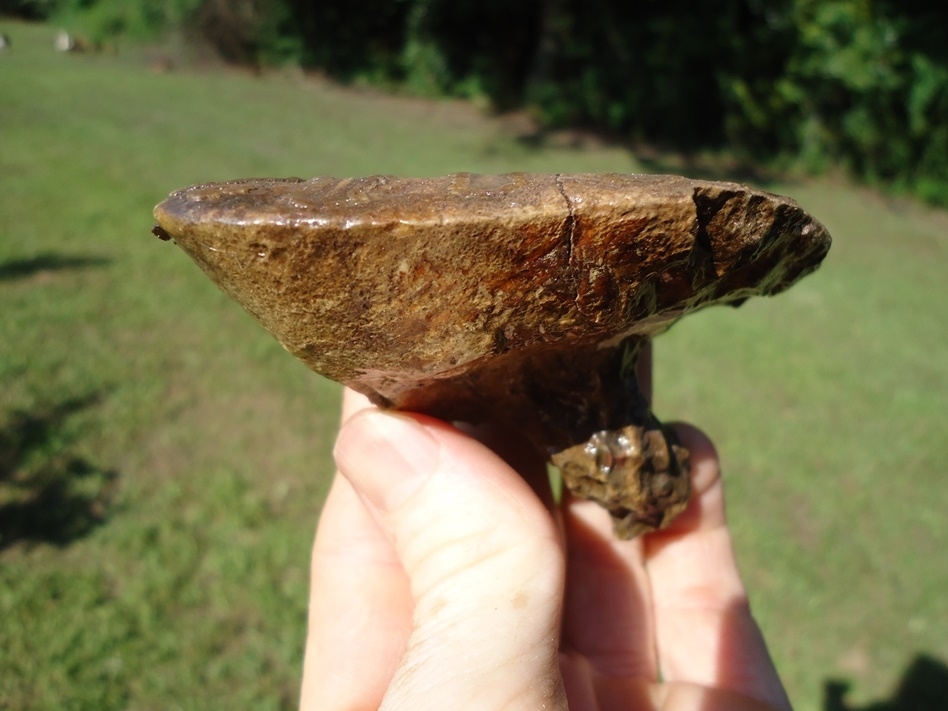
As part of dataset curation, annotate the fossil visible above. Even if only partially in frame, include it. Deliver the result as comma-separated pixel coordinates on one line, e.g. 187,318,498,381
153,173,831,538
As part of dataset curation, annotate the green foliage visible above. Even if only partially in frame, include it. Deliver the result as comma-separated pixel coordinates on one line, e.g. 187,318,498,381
191,0,304,65
49,0,199,43
0,0,59,19
763,0,948,202
287,0,410,82
7,0,948,202
400,0,452,96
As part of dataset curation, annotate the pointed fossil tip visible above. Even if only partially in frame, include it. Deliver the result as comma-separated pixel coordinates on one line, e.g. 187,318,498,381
152,224,172,241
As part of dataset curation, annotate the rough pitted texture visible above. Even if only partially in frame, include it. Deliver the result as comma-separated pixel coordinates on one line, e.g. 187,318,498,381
154,172,831,537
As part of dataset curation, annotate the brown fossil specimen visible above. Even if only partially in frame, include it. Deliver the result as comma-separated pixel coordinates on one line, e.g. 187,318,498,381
154,173,831,538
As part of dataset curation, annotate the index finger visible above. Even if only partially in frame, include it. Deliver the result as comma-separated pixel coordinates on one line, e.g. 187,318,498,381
300,389,413,710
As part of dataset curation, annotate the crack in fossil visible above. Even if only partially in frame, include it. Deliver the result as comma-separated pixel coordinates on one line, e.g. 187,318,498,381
554,173,576,270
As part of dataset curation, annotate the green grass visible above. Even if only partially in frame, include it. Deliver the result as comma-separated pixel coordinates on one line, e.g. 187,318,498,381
2,18,946,711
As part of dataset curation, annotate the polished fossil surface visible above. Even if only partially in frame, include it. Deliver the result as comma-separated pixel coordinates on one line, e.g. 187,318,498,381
154,173,831,537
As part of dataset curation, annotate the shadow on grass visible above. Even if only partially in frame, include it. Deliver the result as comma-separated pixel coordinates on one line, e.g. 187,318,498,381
824,655,948,711
0,253,111,282
0,394,118,550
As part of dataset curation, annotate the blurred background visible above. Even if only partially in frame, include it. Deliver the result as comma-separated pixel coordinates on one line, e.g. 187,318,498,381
1,2,945,710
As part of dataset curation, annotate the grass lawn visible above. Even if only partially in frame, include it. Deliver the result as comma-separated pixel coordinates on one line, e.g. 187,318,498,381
2,18,946,711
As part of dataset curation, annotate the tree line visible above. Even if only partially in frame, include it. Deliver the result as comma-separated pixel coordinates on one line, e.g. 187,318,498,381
8,0,947,205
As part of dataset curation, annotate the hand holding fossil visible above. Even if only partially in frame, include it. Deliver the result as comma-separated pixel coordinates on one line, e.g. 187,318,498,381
300,385,793,711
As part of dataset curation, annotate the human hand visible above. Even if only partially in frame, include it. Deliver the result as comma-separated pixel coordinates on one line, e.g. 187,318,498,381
300,358,793,710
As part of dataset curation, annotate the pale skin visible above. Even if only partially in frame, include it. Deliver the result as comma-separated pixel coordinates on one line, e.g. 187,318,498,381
300,346,794,710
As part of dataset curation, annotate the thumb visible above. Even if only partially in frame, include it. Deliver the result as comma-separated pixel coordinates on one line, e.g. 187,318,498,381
334,409,568,711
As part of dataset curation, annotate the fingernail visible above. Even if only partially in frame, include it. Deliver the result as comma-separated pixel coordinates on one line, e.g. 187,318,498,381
334,411,440,512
